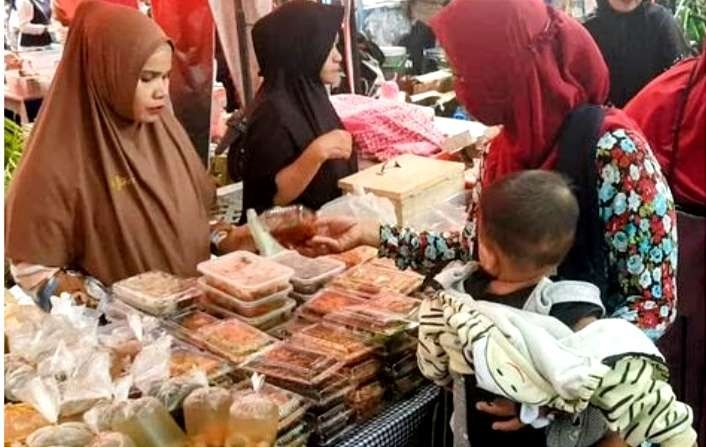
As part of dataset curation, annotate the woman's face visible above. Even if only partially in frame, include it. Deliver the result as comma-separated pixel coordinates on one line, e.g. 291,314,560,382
132,44,172,123
319,41,343,86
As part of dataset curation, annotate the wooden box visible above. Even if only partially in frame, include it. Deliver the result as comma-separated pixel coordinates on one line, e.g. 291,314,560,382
338,154,465,226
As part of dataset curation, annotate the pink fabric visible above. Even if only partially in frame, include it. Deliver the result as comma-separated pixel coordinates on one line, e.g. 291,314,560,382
330,94,445,161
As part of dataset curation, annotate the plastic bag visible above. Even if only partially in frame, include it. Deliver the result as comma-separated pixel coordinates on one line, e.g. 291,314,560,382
84,401,130,434
5,353,36,401
148,369,209,412
26,422,94,447
183,386,232,444
406,191,469,233
131,335,172,395
89,431,136,447
319,185,397,225
60,350,115,416
16,376,62,423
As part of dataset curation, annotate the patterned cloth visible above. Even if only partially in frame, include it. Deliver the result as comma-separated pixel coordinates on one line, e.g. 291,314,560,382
380,128,678,340
335,384,440,447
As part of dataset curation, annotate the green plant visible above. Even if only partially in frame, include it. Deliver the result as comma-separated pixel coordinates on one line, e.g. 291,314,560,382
675,0,706,53
4,118,24,189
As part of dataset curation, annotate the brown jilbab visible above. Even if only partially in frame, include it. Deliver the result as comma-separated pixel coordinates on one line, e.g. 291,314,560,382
5,1,215,285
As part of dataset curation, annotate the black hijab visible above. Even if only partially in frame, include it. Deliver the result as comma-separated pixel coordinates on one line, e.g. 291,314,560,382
584,0,687,107
237,0,357,217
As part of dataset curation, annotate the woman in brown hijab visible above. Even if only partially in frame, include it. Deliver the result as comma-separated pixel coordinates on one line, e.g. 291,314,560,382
5,1,250,308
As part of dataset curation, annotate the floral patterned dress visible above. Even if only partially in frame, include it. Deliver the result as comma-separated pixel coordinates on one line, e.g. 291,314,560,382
380,128,678,340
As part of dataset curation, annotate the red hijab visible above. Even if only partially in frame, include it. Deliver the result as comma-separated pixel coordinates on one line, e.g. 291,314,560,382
430,0,610,185
625,47,705,208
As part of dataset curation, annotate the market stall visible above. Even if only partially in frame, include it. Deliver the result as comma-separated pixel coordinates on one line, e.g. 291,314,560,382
4,202,451,446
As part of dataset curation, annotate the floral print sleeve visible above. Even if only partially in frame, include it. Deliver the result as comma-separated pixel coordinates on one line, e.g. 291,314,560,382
595,129,678,340
378,223,474,276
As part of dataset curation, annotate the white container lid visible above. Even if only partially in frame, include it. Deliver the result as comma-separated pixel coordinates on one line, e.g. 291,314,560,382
197,251,294,298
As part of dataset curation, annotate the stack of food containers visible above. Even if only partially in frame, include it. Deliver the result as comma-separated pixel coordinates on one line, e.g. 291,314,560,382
232,380,312,447
271,250,346,303
326,246,379,270
295,288,368,323
241,341,355,446
196,251,297,331
112,271,202,317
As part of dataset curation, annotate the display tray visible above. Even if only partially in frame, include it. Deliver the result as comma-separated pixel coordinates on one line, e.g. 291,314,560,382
112,271,201,316
197,251,294,301
296,289,368,321
272,251,345,294
328,262,423,295
198,276,292,318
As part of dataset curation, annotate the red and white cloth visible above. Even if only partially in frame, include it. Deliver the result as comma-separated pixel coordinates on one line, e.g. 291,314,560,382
330,94,445,161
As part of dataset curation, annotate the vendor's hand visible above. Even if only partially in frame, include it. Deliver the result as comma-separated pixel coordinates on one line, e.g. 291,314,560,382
310,130,353,162
476,398,526,432
306,216,380,254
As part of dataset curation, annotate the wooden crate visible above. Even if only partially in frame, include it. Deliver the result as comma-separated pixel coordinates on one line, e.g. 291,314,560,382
338,154,465,226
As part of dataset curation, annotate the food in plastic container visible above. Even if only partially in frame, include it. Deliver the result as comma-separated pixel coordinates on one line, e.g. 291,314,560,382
184,387,232,447
230,298,297,331
169,344,232,379
112,397,186,447
290,323,375,365
329,263,423,295
197,251,294,301
195,318,275,364
233,381,306,422
392,373,426,396
324,306,416,339
311,407,355,443
367,293,421,318
297,289,367,321
276,421,311,447
342,358,382,385
172,309,220,331
198,277,291,317
4,403,51,445
260,205,317,250
26,422,94,447
348,381,385,420
327,246,378,269
314,424,356,447
271,251,345,293
241,342,343,388
226,388,279,447
288,289,316,303
383,352,419,379
113,271,200,316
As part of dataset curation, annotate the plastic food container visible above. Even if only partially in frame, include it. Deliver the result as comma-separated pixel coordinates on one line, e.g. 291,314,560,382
289,289,317,303
260,206,317,250
367,293,421,318
198,277,292,318
327,246,378,269
113,271,201,316
297,289,368,321
291,323,376,365
171,308,220,331
324,307,416,339
233,380,308,424
342,358,382,385
231,298,297,331
383,352,419,379
197,251,294,301
329,263,423,295
169,343,234,380
241,342,344,389
276,421,311,447
348,381,385,420
272,251,345,294
195,318,276,364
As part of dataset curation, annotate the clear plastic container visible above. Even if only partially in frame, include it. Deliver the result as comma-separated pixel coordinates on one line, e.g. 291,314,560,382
342,358,382,385
184,387,232,447
291,323,375,365
316,424,356,447
241,342,343,388
348,381,385,420
296,289,368,321
111,397,187,447
198,277,292,318
327,246,378,269
271,251,345,294
231,298,297,331
288,289,316,303
276,422,311,447
197,251,295,301
195,318,276,364
383,352,419,379
329,263,423,295
171,308,221,331
367,293,421,318
226,390,279,447
169,343,234,380
324,307,416,339
113,271,201,316
233,380,307,424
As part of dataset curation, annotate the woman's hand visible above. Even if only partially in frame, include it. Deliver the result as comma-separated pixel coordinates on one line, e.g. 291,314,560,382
476,398,526,432
302,216,380,255
309,129,353,162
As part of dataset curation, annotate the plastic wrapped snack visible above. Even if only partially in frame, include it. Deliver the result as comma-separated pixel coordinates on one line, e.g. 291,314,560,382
111,397,186,447
329,263,423,295
198,277,292,317
147,370,209,412
5,353,36,401
184,387,232,447
84,401,129,434
26,422,95,447
297,289,367,321
113,271,200,316
88,432,136,447
4,403,51,445
291,323,375,365
197,251,294,301
227,376,280,447
271,251,345,293
195,318,275,364
233,380,307,425
327,246,378,269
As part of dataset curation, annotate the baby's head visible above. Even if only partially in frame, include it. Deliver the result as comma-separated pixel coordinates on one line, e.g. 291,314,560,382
478,170,579,282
